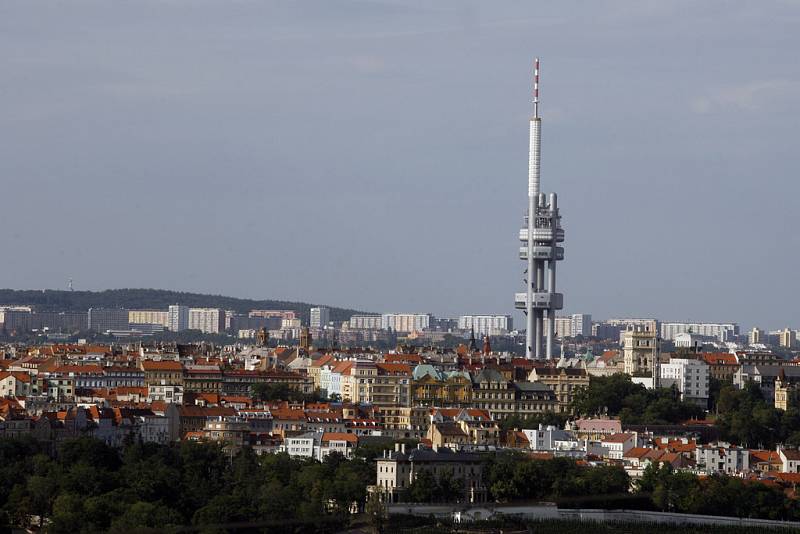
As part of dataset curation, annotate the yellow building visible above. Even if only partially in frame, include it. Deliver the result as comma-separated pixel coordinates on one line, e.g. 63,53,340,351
528,366,589,412
779,328,797,349
411,365,472,407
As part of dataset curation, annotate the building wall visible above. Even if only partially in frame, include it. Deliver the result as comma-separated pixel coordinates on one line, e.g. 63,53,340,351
188,308,224,334
349,315,382,329
310,307,330,329
457,315,513,335
660,322,738,342
129,310,170,328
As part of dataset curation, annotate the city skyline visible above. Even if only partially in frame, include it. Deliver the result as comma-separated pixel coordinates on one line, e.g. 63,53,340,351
2,2,798,327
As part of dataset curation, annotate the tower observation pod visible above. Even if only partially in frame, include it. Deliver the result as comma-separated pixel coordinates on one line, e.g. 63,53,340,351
514,58,565,360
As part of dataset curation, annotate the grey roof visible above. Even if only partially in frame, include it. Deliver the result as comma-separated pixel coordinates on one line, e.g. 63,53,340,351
513,381,553,392
473,368,506,384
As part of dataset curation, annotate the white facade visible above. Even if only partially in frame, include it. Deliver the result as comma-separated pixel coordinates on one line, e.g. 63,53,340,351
310,307,330,329
696,443,749,475
284,433,320,459
570,314,592,337
521,425,577,452
457,315,513,336
349,315,382,330
147,384,184,405
188,308,224,334
168,305,189,332
661,322,738,342
381,313,431,333
659,358,709,406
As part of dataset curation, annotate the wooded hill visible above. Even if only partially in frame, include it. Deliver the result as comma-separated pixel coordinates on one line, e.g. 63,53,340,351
0,289,366,323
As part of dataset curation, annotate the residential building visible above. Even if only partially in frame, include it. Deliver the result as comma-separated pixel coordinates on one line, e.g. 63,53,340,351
348,315,382,330
141,360,184,387
601,432,637,460
412,366,472,407
570,314,592,337
203,415,250,450
374,445,487,503
695,443,749,475
87,308,129,333
660,322,739,343
779,447,800,473
528,366,589,412
749,327,765,346
659,358,710,407
0,371,33,397
188,308,225,334
457,315,513,336
168,305,190,332
128,310,170,328
381,313,431,333
780,328,797,349
310,307,330,329
702,353,740,382
373,363,412,407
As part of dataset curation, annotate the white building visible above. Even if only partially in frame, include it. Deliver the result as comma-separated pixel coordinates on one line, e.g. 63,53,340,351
168,305,189,332
381,313,431,333
661,322,739,342
147,384,184,405
659,358,709,407
310,307,330,329
129,310,170,328
284,432,321,459
457,315,513,336
521,425,581,454
695,443,749,475
570,314,592,337
548,316,573,338
349,315,383,330
600,432,638,460
188,308,224,334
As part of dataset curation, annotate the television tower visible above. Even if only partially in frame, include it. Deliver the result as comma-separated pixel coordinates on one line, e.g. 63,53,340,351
515,58,564,359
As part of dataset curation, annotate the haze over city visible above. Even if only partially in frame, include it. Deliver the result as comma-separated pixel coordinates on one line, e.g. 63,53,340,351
2,1,798,328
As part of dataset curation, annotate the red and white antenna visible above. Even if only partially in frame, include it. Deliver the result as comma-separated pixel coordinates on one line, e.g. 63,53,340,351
533,57,540,118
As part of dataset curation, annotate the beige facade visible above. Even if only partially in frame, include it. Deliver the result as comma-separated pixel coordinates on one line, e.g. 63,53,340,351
623,325,658,376
128,310,170,328
528,366,589,411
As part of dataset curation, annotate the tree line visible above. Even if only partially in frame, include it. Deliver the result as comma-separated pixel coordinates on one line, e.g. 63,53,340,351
0,436,373,533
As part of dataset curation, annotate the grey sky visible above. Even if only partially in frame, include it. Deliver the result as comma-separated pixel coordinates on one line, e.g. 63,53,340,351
1,1,798,330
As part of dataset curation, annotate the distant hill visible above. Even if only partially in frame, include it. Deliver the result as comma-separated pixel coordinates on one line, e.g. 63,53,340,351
0,288,367,323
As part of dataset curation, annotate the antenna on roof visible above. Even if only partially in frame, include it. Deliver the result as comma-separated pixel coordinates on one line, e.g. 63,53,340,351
533,57,540,118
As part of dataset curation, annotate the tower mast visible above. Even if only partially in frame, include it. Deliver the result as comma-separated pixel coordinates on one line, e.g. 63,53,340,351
516,58,564,359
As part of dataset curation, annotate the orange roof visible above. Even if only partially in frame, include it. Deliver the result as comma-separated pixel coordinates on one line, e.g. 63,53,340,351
0,371,32,383
321,432,358,443
624,447,653,459
774,473,800,484
749,450,780,464
311,354,336,368
141,360,183,371
376,363,412,375
331,361,353,374
703,353,739,366
603,432,636,443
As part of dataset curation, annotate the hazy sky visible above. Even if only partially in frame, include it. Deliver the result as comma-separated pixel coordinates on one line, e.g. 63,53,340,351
1,1,798,329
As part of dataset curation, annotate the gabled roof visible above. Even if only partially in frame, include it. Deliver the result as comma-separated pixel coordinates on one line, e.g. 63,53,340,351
321,432,358,444
602,432,635,444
